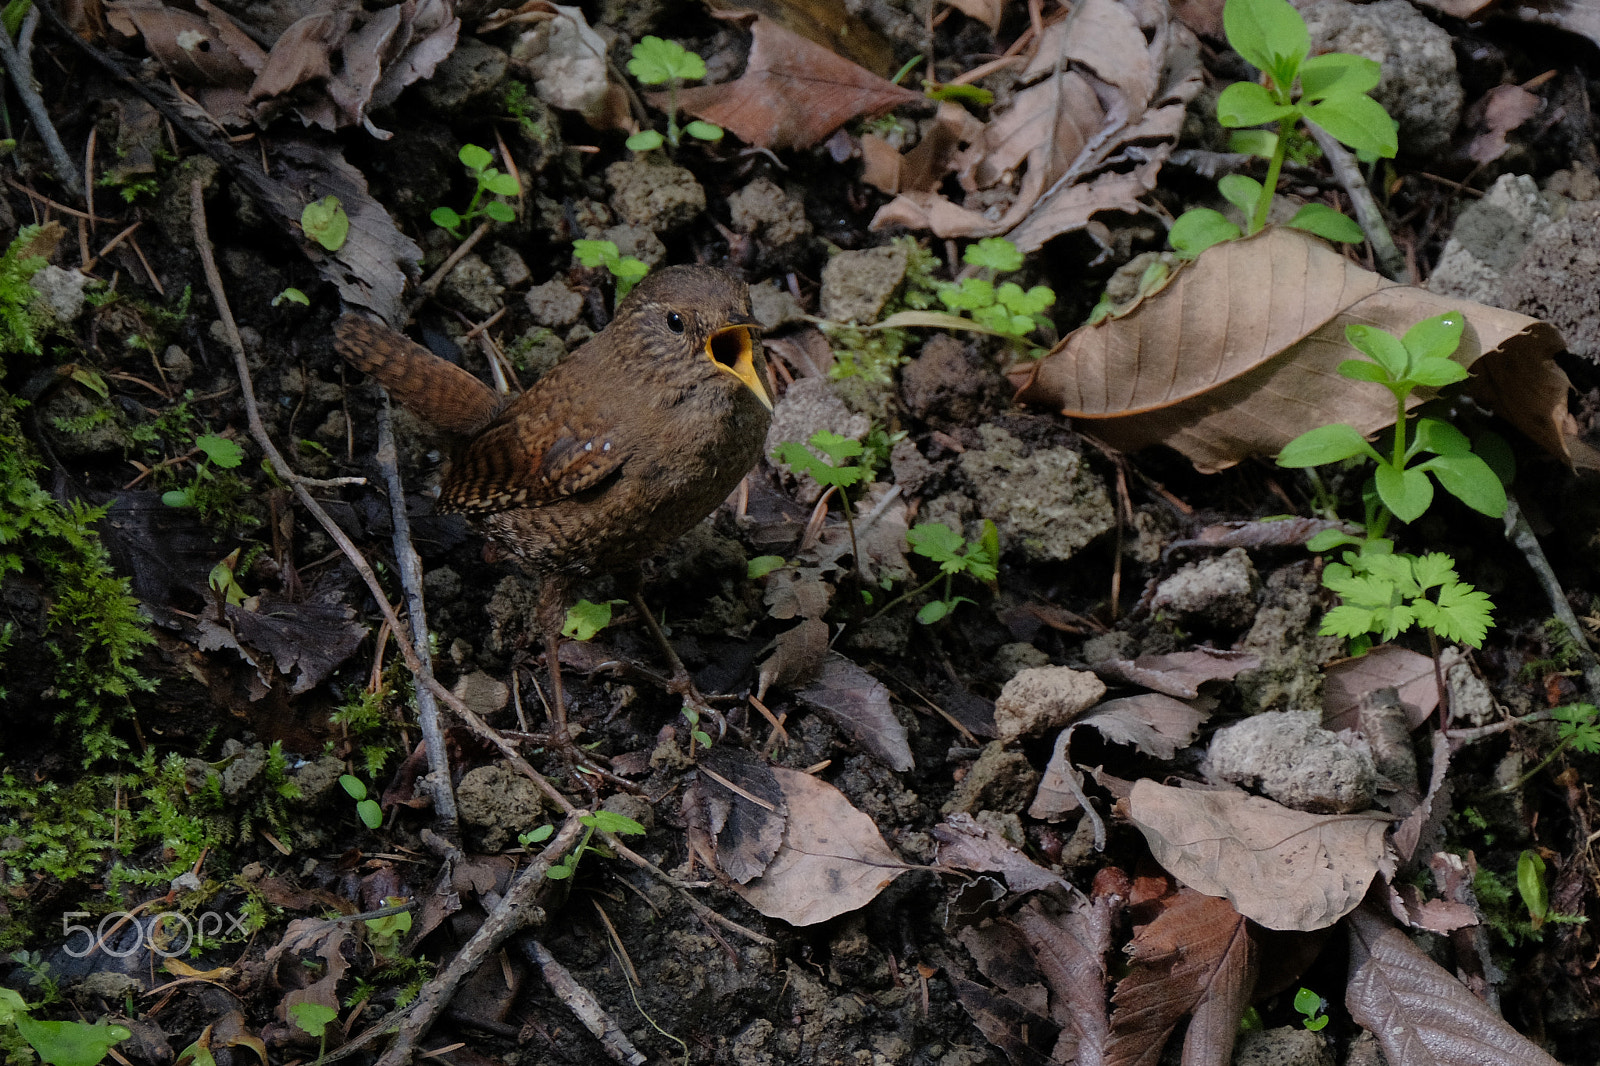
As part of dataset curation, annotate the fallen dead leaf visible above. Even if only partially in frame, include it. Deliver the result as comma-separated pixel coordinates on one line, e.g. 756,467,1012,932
706,0,900,77
1128,779,1394,931
1466,84,1543,165
933,812,1074,894
1090,648,1259,698
1031,693,1210,820
795,652,914,771
672,17,920,150
688,747,787,885
1323,645,1441,732
1015,226,1576,472
729,766,907,925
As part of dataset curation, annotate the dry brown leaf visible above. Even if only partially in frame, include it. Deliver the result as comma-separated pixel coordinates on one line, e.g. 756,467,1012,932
868,0,1201,251
106,0,264,86
1030,693,1211,820
672,18,919,150
1106,889,1257,1066
1466,84,1543,165
707,0,900,77
1128,779,1393,931
1090,648,1259,698
1346,906,1563,1066
1015,896,1120,1064
1015,226,1574,472
795,652,913,771
933,813,1074,894
1323,645,1440,732
690,747,787,884
729,766,907,925
250,9,352,102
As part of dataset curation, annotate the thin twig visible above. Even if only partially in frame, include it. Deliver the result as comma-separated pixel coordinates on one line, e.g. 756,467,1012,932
0,8,82,190
409,221,492,316
520,937,648,1065
1504,494,1600,696
1304,122,1409,282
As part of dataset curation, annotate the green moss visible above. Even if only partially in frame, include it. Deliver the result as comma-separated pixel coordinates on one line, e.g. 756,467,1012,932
0,224,53,360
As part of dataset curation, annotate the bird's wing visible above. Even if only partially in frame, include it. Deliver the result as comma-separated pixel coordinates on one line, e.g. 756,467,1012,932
438,406,625,514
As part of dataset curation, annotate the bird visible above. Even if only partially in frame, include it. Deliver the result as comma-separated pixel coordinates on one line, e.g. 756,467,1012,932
334,265,773,747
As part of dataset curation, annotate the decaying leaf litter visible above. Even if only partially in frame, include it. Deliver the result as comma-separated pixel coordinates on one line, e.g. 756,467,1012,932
4,0,1600,1064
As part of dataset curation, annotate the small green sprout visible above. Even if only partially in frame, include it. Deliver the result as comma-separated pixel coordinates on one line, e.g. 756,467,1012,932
936,238,1055,355
562,598,627,641
162,433,245,510
301,195,349,252
747,555,787,580
683,706,713,751
774,430,874,577
572,239,650,301
1168,0,1395,257
431,144,519,238
518,824,555,849
272,287,309,307
363,897,413,957
545,809,647,881
289,1002,338,1062
627,37,723,150
207,549,247,607
1516,849,1589,931
1291,987,1328,1031
339,774,384,830
873,520,999,624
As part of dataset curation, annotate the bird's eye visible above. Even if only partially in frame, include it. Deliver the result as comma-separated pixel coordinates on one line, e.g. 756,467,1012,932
666,312,685,334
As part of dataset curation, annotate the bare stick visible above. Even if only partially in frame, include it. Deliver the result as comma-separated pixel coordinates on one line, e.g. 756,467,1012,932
0,9,82,190
520,938,648,1065
1504,494,1600,696
1304,122,1409,283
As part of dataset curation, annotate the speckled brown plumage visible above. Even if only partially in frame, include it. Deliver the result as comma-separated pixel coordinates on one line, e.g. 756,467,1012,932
334,265,773,743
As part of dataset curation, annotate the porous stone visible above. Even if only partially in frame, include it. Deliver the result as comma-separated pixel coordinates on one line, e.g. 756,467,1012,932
749,279,806,331
601,223,666,268
820,245,908,324
1298,0,1462,157
1498,201,1600,362
901,334,994,426
525,278,585,327
31,265,93,325
1428,173,1552,304
451,670,510,717
605,160,706,231
443,254,504,316
958,424,1114,563
942,742,1041,816
456,762,545,852
1206,709,1377,813
1233,1027,1334,1066
1150,547,1259,628
728,177,813,249
993,666,1106,741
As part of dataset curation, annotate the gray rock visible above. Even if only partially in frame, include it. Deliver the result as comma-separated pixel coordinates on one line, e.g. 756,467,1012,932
443,254,504,316
1232,1026,1334,1066
456,762,546,852
605,160,706,231
820,245,907,324
993,666,1106,742
1151,547,1259,628
1428,173,1552,304
1498,201,1600,362
728,177,813,250
1206,709,1378,812
525,278,585,327
31,265,93,325
958,424,1114,563
749,279,806,331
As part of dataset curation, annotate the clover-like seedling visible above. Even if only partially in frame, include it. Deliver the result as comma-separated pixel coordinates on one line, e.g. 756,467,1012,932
163,433,245,510
1167,0,1395,258
546,809,646,882
774,430,872,577
1292,988,1329,1032
572,239,651,301
431,144,519,238
936,237,1055,351
870,519,999,624
626,36,724,150
301,195,348,252
562,598,627,641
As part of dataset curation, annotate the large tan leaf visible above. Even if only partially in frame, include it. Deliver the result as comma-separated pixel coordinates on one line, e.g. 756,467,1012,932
673,18,919,150
1015,227,1573,472
1128,779,1393,931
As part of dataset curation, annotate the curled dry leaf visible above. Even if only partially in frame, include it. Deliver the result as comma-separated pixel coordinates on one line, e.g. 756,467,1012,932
728,766,906,926
1466,84,1543,165
1030,693,1209,820
932,812,1073,894
706,0,900,77
671,18,919,150
1127,779,1394,932
1346,906,1563,1066
868,0,1202,252
795,652,913,771
1322,644,1440,732
1015,227,1575,473
1090,648,1259,699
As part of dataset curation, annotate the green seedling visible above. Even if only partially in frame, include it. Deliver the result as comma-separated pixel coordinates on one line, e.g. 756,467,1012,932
626,37,723,150
208,549,247,607
545,809,646,881
431,144,519,238
161,433,245,509
873,520,1000,624
339,774,384,830
8,1009,131,1066
562,598,627,641
518,824,555,849
364,897,413,957
747,555,787,579
1292,987,1329,1032
301,196,349,252
1168,0,1395,257
272,287,309,307
682,706,713,751
1278,312,1502,652
1516,849,1588,931
1489,703,1600,797
936,238,1055,356
288,1002,338,1062
773,431,871,573
572,239,650,301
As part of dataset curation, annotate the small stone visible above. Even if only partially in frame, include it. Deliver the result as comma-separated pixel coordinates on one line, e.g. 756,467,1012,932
728,177,813,249
31,265,93,325
820,245,907,324
765,377,870,503
443,254,504,316
1206,709,1377,813
901,334,993,426
959,424,1114,563
451,671,510,717
992,642,1051,680
487,244,531,288
418,38,509,112
455,762,545,852
162,345,193,383
605,159,706,231
1150,547,1259,628
525,278,585,327
1233,1027,1334,1066
749,279,805,331
993,666,1106,742
600,223,666,267
942,742,1041,815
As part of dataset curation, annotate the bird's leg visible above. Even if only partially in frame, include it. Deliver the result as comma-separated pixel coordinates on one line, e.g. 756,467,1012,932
535,576,576,750
628,582,728,741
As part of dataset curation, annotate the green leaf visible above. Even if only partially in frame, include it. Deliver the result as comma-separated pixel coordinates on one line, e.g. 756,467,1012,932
357,798,383,829
0,987,28,1026
1306,528,1363,553
300,195,349,252
484,201,516,223
545,859,574,880
195,433,243,468
626,129,666,152
1375,463,1432,523
1422,452,1507,517
995,282,1055,316
288,1003,339,1039
963,237,1024,273
611,256,650,283
161,488,193,508
938,276,995,311
1217,81,1296,127
907,521,966,572
1228,129,1278,158
628,36,706,84
917,600,952,624
1286,203,1364,243
1223,0,1309,86
458,143,494,172
1518,850,1549,924
1168,209,1242,258
809,429,865,467
584,809,647,835
747,555,786,579
1302,94,1398,158
1553,704,1600,754
1345,323,1409,379
339,774,367,800
272,287,310,307
1293,987,1325,1020
1277,423,1380,467
1413,576,1493,646
1405,359,1469,389
1473,428,1516,488
14,1017,132,1066
1411,418,1471,457
1337,358,1391,385
563,598,621,640
969,518,1001,583
1218,173,1264,215
1297,52,1380,101
1403,310,1465,363
485,171,520,196
521,824,555,846
924,82,995,106
572,239,620,268
430,205,463,233
685,120,724,141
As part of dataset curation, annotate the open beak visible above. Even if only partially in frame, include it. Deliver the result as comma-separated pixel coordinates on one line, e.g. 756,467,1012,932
706,324,772,411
